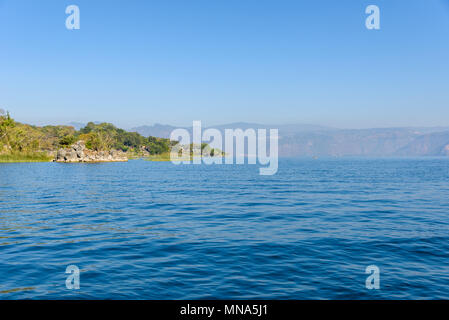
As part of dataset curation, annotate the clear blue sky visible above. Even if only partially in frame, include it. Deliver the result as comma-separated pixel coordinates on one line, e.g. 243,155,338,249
1,0,449,129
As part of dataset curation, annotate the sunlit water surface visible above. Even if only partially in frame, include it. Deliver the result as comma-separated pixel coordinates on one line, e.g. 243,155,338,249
1,159,448,299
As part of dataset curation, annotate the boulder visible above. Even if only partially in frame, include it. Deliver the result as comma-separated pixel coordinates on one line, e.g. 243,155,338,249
55,141,128,163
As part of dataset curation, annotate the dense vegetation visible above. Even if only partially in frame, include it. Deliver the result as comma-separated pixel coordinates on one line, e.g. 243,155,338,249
0,111,178,161
76,121,177,154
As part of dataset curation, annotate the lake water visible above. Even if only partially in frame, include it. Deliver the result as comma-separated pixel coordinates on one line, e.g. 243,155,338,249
1,159,448,299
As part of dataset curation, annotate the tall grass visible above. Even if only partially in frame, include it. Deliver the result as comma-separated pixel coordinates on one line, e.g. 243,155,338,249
0,152,53,163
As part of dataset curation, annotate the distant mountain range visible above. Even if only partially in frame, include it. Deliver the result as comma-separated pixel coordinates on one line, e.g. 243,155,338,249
71,122,449,157
130,123,182,140
277,127,449,157
129,123,334,138
129,123,449,157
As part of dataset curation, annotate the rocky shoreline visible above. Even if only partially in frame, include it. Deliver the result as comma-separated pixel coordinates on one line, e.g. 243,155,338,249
55,141,128,163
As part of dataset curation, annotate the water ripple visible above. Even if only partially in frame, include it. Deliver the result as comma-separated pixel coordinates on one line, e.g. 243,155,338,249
0,159,449,299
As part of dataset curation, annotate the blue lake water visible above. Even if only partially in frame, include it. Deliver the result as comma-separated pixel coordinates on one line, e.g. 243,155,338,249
0,158,449,299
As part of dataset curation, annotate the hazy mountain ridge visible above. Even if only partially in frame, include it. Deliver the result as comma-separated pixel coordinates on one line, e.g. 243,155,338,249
130,123,449,157
395,131,449,156
130,124,181,139
130,123,335,139
278,129,448,157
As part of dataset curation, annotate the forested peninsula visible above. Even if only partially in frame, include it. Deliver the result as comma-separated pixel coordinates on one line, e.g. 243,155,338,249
0,111,178,163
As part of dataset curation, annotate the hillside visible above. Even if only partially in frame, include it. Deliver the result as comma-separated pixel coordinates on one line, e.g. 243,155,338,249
0,112,176,162
395,131,449,156
277,128,449,157
131,122,449,157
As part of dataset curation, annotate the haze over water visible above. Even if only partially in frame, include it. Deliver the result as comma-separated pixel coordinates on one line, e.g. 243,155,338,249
1,159,448,299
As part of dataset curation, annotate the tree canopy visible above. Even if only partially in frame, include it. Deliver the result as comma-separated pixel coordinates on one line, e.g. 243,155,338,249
0,113,177,156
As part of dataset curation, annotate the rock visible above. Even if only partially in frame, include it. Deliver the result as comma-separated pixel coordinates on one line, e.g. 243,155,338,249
56,149,67,159
65,150,78,161
55,140,128,163
72,141,85,152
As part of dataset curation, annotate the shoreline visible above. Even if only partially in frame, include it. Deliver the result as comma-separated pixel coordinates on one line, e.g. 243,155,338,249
0,154,222,163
